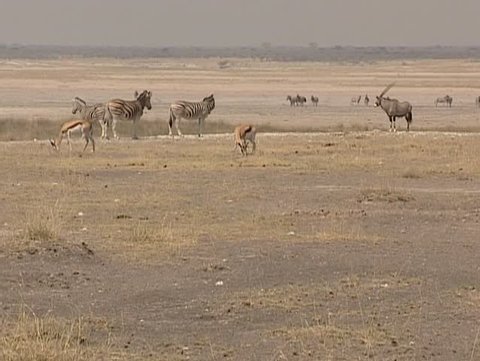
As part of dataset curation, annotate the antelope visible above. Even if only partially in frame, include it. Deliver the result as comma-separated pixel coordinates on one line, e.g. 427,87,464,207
374,83,413,132
234,124,257,156
50,119,95,152
364,94,370,106
351,95,361,105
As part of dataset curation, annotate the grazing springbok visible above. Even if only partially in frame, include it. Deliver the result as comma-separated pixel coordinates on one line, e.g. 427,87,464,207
435,95,453,107
311,95,319,107
104,90,152,140
234,124,257,156
374,83,413,132
50,119,95,152
72,97,107,139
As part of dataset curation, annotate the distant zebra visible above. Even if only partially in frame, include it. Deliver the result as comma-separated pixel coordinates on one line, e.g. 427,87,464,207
168,94,215,137
364,94,370,106
311,95,319,107
351,95,362,105
104,90,152,140
435,95,453,107
296,94,307,106
72,97,107,139
286,95,297,106
476,96,480,107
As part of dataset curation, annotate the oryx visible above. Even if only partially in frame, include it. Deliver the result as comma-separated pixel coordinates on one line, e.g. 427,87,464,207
374,83,413,132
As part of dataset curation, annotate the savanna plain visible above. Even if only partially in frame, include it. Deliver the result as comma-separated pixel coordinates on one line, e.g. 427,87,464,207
0,57,480,360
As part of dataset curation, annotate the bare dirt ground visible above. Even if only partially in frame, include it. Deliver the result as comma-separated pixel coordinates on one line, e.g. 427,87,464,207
0,58,480,360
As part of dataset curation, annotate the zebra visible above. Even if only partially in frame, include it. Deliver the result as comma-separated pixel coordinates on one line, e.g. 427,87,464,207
374,83,413,132
476,96,480,107
311,95,319,107
168,94,215,137
296,94,307,106
435,95,453,107
104,90,152,140
72,97,107,139
351,95,362,105
364,94,370,106
286,95,297,106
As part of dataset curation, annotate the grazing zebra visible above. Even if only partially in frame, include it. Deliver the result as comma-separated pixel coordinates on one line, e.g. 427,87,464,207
50,119,95,153
286,95,297,106
72,97,107,139
296,94,307,106
168,94,215,137
104,90,152,140
364,94,370,106
435,95,453,107
311,95,319,107
351,95,362,105
234,124,257,156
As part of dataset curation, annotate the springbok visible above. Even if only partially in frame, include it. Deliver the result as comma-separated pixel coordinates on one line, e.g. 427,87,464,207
50,119,95,152
351,95,361,105
374,83,413,132
234,124,257,156
364,94,370,106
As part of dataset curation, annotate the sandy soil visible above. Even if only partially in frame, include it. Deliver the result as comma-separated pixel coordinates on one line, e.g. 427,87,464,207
0,58,479,360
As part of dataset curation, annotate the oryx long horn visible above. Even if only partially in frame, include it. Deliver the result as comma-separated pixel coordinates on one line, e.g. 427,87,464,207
379,82,396,98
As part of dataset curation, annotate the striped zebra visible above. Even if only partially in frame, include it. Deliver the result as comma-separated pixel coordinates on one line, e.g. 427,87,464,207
311,95,319,107
72,97,107,139
435,95,452,107
286,95,297,106
296,94,307,106
104,90,152,140
168,94,215,137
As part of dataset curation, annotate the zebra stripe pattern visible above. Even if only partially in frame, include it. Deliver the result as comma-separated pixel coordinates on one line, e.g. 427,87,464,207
168,94,215,137
72,97,107,138
104,90,152,139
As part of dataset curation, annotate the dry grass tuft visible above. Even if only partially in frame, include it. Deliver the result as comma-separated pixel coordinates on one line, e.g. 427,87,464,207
0,306,115,361
24,203,62,242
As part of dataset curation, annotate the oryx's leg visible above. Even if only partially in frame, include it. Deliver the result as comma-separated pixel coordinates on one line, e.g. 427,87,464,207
393,117,397,132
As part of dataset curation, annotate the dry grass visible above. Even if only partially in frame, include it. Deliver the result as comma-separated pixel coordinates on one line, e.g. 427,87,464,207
24,203,62,243
0,306,116,361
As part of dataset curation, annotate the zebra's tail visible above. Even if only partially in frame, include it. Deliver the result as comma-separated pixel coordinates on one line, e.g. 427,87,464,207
168,108,176,130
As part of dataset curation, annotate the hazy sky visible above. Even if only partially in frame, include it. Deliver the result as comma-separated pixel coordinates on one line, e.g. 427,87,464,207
1,0,479,47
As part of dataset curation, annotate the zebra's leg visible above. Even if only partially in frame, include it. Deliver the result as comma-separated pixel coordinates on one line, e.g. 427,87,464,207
393,117,397,132
132,119,138,140
175,118,183,137
197,118,203,137
112,119,119,140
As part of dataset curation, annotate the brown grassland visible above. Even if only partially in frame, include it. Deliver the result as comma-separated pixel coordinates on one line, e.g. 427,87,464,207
0,57,480,360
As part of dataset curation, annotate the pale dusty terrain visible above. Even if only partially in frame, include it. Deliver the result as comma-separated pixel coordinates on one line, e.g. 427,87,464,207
0,58,479,360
